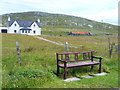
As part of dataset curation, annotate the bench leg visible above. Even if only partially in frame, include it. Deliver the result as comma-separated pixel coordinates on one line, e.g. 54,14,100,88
57,65,60,76
99,64,102,73
91,65,94,70
64,67,67,79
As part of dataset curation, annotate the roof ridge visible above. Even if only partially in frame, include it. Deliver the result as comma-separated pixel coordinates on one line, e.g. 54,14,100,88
8,20,40,27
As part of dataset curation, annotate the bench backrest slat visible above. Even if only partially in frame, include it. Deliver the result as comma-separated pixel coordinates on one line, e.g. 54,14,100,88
65,54,70,61
88,52,90,59
83,53,87,60
57,51,92,55
75,53,78,60
61,54,63,60
56,51,93,62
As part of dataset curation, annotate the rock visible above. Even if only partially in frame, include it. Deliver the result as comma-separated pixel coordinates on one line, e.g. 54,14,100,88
93,72,107,76
64,77,80,82
81,75,93,78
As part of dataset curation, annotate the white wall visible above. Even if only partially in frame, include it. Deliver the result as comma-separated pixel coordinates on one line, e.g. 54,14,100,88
0,27,8,33
8,21,21,34
29,22,41,35
6,21,41,35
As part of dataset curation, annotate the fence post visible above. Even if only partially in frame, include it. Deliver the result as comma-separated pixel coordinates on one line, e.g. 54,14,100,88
16,42,21,65
65,42,69,52
110,43,115,58
108,37,110,52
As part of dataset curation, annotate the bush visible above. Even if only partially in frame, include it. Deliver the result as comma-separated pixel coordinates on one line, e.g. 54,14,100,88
3,67,56,88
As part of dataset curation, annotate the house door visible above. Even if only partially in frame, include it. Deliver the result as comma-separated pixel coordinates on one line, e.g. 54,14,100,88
1,29,7,33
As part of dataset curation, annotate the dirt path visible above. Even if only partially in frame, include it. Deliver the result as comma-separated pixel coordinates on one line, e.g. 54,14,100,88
36,37,78,48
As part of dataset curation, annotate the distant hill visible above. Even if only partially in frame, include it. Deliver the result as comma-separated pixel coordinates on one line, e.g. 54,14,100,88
1,11,118,34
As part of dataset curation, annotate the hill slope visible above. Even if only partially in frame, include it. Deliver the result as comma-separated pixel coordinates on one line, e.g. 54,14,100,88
1,11,118,34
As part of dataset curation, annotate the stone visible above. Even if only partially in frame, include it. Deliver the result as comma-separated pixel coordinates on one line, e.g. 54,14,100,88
64,77,80,82
93,72,107,76
81,75,93,78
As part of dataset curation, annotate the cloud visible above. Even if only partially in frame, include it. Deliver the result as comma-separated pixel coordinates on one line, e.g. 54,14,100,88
78,8,118,25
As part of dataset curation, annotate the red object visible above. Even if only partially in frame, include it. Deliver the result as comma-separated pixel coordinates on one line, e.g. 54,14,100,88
72,32,90,34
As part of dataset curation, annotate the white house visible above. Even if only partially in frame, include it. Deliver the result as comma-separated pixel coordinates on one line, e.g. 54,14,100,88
0,17,41,35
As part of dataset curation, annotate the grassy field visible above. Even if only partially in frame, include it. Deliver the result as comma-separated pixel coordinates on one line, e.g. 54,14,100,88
41,26,118,36
2,33,118,88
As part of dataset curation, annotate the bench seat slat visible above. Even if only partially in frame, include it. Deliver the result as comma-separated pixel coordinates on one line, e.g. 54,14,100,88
59,61,100,68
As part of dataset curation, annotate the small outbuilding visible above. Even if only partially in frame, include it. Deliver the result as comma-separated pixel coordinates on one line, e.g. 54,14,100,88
0,27,8,33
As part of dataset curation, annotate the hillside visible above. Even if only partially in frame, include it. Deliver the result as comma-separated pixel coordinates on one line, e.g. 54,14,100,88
1,11,118,34
2,33,118,88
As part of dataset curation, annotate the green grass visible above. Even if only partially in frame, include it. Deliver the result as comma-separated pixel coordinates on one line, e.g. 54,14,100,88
2,33,118,88
40,35,118,55
41,26,118,36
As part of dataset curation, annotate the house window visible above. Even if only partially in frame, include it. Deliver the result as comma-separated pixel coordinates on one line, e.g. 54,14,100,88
22,30,24,33
14,30,16,33
33,31,35,34
28,30,30,33
14,24,17,26
25,30,27,33
34,24,35,27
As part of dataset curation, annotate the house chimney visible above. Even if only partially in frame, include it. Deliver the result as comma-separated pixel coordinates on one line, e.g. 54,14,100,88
8,17,10,21
37,18,40,23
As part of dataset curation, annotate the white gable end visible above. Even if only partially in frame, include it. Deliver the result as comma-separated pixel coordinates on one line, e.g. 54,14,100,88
10,21,19,28
30,22,41,35
8,21,21,34
31,22,39,28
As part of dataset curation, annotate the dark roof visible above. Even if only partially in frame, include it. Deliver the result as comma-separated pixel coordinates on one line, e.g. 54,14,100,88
8,20,40,27
20,27,31,30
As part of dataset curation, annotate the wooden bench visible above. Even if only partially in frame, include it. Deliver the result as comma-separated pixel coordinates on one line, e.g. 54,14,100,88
56,51,102,79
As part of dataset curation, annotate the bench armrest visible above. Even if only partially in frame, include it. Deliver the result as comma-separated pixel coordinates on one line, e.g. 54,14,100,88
92,56,102,62
92,56,102,59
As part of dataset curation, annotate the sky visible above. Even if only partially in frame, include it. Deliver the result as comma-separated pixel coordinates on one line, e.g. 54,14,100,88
0,0,119,25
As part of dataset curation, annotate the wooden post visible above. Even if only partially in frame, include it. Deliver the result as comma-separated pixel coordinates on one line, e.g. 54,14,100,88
16,42,21,65
108,37,110,52
65,42,69,79
108,37,112,58
109,43,115,58
116,46,120,53
65,42,69,52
